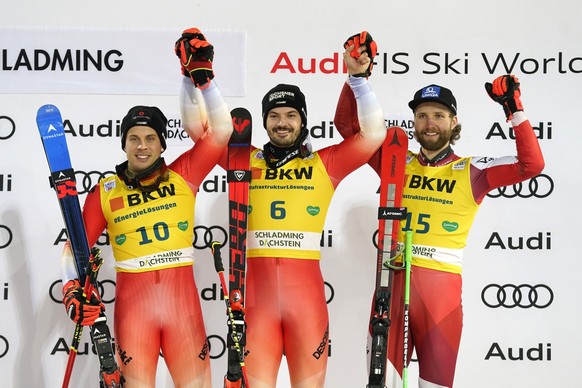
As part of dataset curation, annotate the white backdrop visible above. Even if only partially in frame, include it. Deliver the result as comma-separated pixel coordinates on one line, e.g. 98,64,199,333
0,1,580,387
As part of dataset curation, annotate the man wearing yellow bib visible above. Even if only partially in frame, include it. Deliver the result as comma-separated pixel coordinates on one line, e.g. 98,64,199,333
181,32,386,388
59,29,232,387
335,76,545,387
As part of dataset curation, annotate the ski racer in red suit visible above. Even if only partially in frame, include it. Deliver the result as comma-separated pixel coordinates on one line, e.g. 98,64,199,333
180,32,386,387
59,30,232,387
334,75,545,387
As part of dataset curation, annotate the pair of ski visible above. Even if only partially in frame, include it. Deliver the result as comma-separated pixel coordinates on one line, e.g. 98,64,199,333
36,105,122,387
368,126,412,388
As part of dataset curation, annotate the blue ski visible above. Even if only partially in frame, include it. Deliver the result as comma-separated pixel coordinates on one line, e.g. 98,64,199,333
37,104,90,279
36,104,123,387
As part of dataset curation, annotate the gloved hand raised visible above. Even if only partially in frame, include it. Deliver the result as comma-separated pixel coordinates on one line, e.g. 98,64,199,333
62,279,104,326
180,27,208,42
174,27,215,89
343,31,378,78
485,74,524,121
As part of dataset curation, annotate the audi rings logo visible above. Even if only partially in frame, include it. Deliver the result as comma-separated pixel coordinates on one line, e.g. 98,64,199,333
49,279,117,304
481,283,554,308
0,335,8,358
487,174,553,199
0,225,13,249
0,116,16,140
75,170,116,195
193,225,228,250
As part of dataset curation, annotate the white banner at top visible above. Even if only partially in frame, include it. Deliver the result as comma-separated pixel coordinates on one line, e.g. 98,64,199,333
0,28,246,96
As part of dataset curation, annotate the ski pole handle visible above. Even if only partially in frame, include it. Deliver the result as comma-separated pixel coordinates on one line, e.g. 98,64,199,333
87,247,104,286
404,231,412,273
211,241,226,273
63,248,106,388
62,275,93,388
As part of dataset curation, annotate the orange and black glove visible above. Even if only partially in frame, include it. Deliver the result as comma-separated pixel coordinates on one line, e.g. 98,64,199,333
343,31,378,77
485,75,524,122
174,27,215,89
62,279,104,326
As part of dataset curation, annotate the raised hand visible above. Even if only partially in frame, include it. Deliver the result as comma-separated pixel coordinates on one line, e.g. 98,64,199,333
175,27,215,89
343,31,378,78
485,74,524,121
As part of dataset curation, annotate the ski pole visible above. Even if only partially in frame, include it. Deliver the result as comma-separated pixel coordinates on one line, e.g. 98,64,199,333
62,248,103,388
402,231,413,388
211,241,250,388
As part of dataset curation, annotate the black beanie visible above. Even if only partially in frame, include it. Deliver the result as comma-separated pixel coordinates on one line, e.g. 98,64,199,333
120,106,168,150
261,84,307,129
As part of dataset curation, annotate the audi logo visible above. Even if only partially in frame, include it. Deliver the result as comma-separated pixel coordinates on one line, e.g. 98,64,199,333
49,279,117,304
0,225,13,249
193,225,228,250
0,116,16,140
0,335,8,358
487,174,553,199
481,283,554,309
75,170,116,195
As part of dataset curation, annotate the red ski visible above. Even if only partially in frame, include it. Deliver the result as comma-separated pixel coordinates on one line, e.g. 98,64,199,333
224,107,252,387
367,126,408,388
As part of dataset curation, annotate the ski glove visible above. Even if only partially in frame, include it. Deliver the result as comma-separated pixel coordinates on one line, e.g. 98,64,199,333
343,31,378,78
62,279,104,326
485,74,524,122
175,27,215,89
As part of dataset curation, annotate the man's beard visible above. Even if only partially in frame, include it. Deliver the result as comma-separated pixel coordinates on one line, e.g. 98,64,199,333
415,130,449,151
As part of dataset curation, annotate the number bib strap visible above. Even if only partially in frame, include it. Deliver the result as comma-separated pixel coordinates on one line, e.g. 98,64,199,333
247,230,321,259
115,247,194,272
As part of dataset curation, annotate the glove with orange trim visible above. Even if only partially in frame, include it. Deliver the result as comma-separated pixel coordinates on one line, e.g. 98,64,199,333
485,74,524,121
62,279,105,326
175,27,215,89
343,31,378,77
